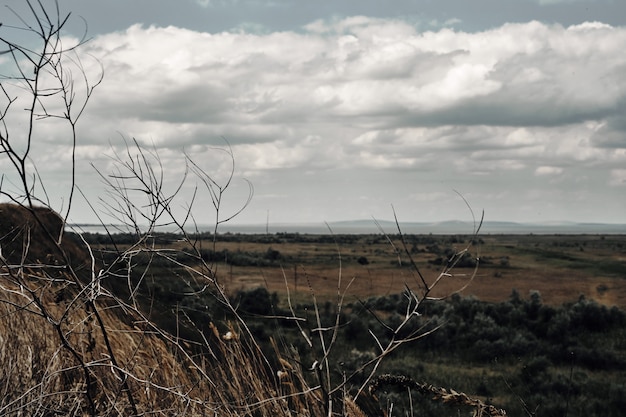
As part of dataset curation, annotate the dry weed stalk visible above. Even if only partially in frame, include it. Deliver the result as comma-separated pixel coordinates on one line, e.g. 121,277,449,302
269,205,484,416
0,2,503,416
0,3,325,414
370,374,507,417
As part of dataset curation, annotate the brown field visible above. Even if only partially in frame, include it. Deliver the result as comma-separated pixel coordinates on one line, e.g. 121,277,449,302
195,233,626,309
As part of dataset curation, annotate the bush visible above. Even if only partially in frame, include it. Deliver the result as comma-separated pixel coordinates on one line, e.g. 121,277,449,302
232,287,277,316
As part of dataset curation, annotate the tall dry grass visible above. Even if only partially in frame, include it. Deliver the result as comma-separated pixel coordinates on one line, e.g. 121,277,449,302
0,204,506,417
0,266,330,416
0,204,325,415
0,273,508,416
0,3,505,415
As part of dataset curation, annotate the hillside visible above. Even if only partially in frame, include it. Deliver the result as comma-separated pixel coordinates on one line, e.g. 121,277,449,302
0,203,517,416
0,204,198,414
0,204,324,416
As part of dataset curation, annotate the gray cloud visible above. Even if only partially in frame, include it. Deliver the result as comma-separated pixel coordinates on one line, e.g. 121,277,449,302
3,2,626,224
66,19,626,223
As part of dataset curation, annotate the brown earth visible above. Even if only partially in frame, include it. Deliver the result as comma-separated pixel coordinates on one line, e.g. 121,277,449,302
208,234,626,309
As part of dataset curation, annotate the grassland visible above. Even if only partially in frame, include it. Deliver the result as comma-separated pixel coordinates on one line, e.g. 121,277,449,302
85,230,623,417
137,232,626,309
3,217,625,416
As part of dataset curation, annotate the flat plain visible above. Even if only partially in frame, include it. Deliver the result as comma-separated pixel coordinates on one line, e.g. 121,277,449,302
180,233,626,308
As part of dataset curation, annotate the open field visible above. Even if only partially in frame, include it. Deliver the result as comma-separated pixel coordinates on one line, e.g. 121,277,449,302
4,214,624,416
107,232,626,309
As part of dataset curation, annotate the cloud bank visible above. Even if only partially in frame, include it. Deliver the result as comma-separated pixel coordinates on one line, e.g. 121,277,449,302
10,17,626,225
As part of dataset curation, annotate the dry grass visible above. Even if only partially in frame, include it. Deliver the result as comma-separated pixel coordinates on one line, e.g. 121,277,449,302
0,205,330,416
0,203,504,416
0,3,503,413
0,274,192,415
196,235,626,309
369,375,507,417
0,268,333,416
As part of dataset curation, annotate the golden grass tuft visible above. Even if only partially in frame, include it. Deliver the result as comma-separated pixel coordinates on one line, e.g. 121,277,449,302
0,203,331,415
0,268,331,416
0,272,198,415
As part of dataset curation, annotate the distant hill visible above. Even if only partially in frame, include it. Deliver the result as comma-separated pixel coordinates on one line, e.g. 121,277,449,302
332,220,626,234
215,220,626,235
70,219,626,235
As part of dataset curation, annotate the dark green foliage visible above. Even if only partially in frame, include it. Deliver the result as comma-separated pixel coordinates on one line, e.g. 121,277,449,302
425,292,626,368
79,232,626,416
357,293,625,417
198,247,285,266
232,287,278,316
428,248,477,267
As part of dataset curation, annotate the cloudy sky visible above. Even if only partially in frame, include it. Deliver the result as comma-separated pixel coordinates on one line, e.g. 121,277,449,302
2,0,626,227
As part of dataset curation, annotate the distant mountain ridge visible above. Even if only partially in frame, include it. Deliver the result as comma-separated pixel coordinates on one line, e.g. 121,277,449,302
71,219,626,235
323,220,626,234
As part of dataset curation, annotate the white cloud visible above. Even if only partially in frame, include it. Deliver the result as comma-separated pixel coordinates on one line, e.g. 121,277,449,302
6,17,626,223
535,166,564,176
87,20,626,137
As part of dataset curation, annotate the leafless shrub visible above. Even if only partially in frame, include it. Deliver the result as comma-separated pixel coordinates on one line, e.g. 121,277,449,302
0,2,503,416
271,207,484,416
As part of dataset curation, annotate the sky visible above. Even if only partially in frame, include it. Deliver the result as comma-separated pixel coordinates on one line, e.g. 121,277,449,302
1,0,626,228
